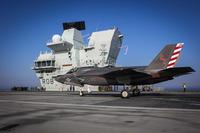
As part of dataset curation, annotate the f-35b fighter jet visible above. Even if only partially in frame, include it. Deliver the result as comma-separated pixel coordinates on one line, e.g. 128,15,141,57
55,43,194,98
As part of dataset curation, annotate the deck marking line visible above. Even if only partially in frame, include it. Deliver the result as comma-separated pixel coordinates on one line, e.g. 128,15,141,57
0,99,200,112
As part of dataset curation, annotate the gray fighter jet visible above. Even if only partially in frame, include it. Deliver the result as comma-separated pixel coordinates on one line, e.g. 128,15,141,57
55,43,194,98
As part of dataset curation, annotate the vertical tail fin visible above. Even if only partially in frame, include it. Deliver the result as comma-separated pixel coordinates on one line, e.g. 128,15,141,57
146,43,184,70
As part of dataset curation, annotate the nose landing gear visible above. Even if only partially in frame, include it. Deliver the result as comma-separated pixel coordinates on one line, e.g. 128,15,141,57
79,90,84,96
79,85,92,96
79,87,84,96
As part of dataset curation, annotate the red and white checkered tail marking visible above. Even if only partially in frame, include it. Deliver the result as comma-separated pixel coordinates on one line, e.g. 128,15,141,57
167,43,184,69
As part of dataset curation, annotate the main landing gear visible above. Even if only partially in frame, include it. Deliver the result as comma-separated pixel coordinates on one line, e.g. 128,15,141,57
121,89,130,98
121,86,140,98
132,88,140,96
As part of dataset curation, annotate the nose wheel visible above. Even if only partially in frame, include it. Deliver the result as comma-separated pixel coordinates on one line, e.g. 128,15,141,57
79,90,84,96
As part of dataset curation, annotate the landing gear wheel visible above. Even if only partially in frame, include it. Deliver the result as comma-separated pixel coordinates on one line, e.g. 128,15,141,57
79,91,84,96
121,90,130,98
132,89,140,96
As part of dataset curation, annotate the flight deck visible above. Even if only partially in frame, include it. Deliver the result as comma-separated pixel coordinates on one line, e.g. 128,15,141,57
0,91,200,133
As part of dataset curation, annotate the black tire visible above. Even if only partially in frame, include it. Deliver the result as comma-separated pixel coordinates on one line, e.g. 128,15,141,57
121,90,130,98
132,89,140,96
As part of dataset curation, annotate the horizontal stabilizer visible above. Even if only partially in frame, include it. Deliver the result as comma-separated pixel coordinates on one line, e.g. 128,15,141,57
159,67,195,77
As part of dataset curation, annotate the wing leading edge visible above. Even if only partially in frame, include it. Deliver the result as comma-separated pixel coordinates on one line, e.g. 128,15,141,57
103,68,151,78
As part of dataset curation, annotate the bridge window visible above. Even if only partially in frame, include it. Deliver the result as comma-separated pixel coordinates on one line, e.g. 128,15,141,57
38,62,41,67
47,61,51,66
35,60,55,67
42,61,46,66
52,61,55,66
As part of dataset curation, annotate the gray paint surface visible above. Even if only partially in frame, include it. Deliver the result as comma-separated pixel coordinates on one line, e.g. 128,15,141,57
0,92,200,133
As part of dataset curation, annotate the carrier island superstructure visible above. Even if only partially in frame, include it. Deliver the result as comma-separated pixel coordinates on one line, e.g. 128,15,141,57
32,21,123,91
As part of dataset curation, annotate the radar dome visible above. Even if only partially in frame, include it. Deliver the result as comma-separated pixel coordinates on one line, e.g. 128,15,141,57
52,34,62,43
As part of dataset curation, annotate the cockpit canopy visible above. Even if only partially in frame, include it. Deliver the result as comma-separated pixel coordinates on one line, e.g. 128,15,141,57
67,67,78,74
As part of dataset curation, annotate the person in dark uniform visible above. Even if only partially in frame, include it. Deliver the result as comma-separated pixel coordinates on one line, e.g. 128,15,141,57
70,85,72,91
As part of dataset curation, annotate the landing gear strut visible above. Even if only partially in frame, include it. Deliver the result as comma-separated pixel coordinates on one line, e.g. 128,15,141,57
79,88,84,96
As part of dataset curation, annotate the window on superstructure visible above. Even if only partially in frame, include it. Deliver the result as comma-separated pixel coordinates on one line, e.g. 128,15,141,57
35,62,38,67
42,61,46,67
47,61,51,66
52,61,55,66
38,62,41,67
45,70,52,73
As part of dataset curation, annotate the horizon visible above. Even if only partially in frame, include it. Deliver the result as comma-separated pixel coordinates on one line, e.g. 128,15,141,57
0,0,200,90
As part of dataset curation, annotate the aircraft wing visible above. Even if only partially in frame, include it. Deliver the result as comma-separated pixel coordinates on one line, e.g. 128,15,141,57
158,67,195,77
103,67,151,78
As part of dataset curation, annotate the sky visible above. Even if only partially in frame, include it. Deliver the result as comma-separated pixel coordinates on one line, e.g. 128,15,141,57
0,0,200,90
